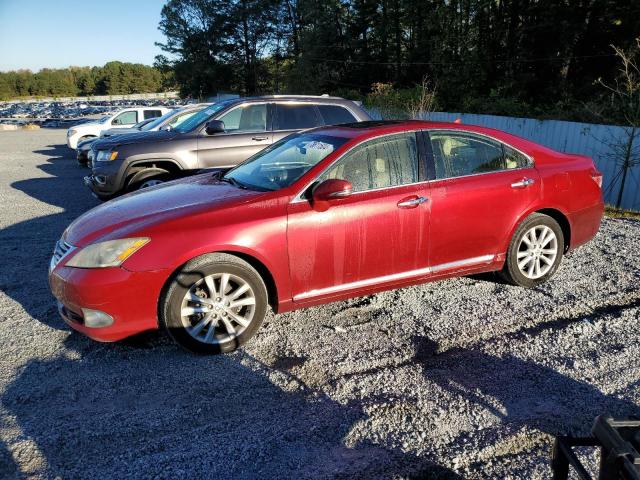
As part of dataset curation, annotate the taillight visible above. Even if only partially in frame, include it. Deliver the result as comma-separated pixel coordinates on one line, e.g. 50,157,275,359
592,170,603,188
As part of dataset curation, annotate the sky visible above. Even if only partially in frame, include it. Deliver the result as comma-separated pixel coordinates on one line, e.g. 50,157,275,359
0,0,168,72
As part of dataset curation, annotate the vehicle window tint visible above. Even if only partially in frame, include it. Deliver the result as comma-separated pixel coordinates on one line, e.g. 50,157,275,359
218,104,267,132
112,111,138,125
143,109,162,120
318,133,419,192
430,132,504,179
168,110,198,127
504,145,530,169
275,104,320,130
317,105,357,125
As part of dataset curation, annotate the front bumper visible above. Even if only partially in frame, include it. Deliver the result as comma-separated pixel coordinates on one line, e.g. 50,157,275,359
49,264,170,342
84,159,127,199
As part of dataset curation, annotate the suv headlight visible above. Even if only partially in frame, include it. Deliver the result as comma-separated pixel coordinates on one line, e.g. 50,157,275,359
68,129,77,137
66,238,149,268
95,150,118,162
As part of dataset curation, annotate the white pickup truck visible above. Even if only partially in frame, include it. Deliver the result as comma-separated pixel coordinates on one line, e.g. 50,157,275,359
66,106,171,149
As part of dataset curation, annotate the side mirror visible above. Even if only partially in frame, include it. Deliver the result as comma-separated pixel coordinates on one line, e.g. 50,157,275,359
111,118,121,125
205,120,225,135
311,179,352,210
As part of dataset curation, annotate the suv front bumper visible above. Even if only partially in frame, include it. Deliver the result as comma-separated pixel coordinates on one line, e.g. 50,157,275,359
84,159,127,199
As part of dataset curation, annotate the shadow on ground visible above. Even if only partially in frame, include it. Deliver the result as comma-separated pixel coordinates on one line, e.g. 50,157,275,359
1,335,462,479
0,144,98,329
412,336,640,468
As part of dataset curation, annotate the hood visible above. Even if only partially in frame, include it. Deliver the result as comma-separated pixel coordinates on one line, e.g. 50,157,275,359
91,129,178,150
101,127,140,137
72,120,103,130
64,174,264,246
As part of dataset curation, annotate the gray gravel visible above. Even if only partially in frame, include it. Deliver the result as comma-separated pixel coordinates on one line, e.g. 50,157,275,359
1,129,639,479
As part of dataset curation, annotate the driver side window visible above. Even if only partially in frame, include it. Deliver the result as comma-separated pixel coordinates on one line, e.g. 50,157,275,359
112,111,138,125
217,104,267,133
317,133,420,192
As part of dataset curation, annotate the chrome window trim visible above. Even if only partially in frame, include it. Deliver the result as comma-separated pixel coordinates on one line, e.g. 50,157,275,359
427,128,535,179
290,130,423,203
293,254,495,301
290,128,536,204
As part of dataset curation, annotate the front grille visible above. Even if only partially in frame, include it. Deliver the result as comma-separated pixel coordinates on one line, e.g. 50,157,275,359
50,239,75,271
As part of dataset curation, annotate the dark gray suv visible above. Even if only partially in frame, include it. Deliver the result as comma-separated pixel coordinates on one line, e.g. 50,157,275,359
84,95,371,199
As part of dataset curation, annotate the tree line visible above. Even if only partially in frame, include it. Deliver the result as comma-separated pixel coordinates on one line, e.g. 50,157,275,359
156,0,640,124
0,61,175,100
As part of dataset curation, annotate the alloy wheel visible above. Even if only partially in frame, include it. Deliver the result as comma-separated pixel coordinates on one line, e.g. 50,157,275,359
139,179,164,189
180,273,256,345
516,225,558,279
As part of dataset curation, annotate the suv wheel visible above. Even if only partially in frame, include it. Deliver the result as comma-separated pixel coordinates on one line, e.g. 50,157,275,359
500,213,564,288
160,253,268,354
127,168,170,192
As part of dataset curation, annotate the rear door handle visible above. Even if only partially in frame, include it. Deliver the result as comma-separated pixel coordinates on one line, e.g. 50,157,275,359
511,178,535,189
252,135,269,141
397,196,429,208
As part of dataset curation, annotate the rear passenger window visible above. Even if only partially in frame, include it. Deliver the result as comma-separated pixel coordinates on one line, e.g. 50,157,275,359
430,132,505,179
275,104,320,130
318,133,420,192
143,110,163,120
504,145,530,169
317,105,357,125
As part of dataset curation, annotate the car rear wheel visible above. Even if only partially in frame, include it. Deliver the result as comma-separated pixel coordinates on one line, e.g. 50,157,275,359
500,213,564,288
160,253,268,354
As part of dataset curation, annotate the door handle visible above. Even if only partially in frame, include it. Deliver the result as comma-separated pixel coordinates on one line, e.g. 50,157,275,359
251,135,269,141
397,196,429,208
511,178,535,189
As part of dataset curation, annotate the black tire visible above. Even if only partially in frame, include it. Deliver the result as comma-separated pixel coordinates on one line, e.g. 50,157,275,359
499,213,564,288
160,253,268,354
126,168,170,192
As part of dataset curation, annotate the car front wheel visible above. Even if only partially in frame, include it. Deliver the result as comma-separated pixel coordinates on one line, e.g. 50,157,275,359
160,253,268,354
500,213,564,288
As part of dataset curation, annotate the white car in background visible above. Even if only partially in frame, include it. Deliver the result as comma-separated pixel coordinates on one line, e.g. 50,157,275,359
66,106,171,149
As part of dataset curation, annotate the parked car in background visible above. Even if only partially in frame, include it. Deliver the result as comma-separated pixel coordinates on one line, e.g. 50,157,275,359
50,120,604,354
84,95,371,199
76,105,210,166
76,119,155,166
66,106,171,149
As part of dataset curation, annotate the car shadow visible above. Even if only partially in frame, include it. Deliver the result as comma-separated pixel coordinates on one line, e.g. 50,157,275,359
1,335,463,479
0,143,99,330
411,336,640,469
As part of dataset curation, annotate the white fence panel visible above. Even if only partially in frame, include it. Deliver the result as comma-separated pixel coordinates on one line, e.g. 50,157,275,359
365,109,640,210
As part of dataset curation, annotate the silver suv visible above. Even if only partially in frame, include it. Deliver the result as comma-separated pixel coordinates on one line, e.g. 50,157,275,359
84,96,371,200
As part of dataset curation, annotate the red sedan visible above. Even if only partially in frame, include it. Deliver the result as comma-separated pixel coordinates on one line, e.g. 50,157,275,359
49,120,604,354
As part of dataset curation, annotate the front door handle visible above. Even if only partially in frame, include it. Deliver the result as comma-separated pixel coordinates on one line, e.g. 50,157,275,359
511,178,535,189
252,135,269,141
397,196,429,208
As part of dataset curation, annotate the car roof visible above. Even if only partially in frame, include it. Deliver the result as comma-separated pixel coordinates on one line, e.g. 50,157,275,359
223,95,357,106
309,119,560,157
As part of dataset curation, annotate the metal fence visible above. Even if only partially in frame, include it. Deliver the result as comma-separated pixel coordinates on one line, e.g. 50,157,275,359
366,109,640,210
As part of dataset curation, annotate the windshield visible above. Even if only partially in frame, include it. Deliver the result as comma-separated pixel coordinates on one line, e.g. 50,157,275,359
173,101,234,133
223,133,349,191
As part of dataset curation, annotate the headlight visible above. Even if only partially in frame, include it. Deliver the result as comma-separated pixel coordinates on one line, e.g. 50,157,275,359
68,129,77,137
66,238,149,268
95,150,118,162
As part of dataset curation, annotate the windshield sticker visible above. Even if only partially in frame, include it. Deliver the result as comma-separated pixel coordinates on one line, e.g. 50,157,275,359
304,141,333,151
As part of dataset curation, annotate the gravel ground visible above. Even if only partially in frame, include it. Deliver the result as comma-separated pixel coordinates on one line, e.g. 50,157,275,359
0,129,639,480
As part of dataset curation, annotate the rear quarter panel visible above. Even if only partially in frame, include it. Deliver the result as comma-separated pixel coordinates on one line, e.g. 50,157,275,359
532,150,603,250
